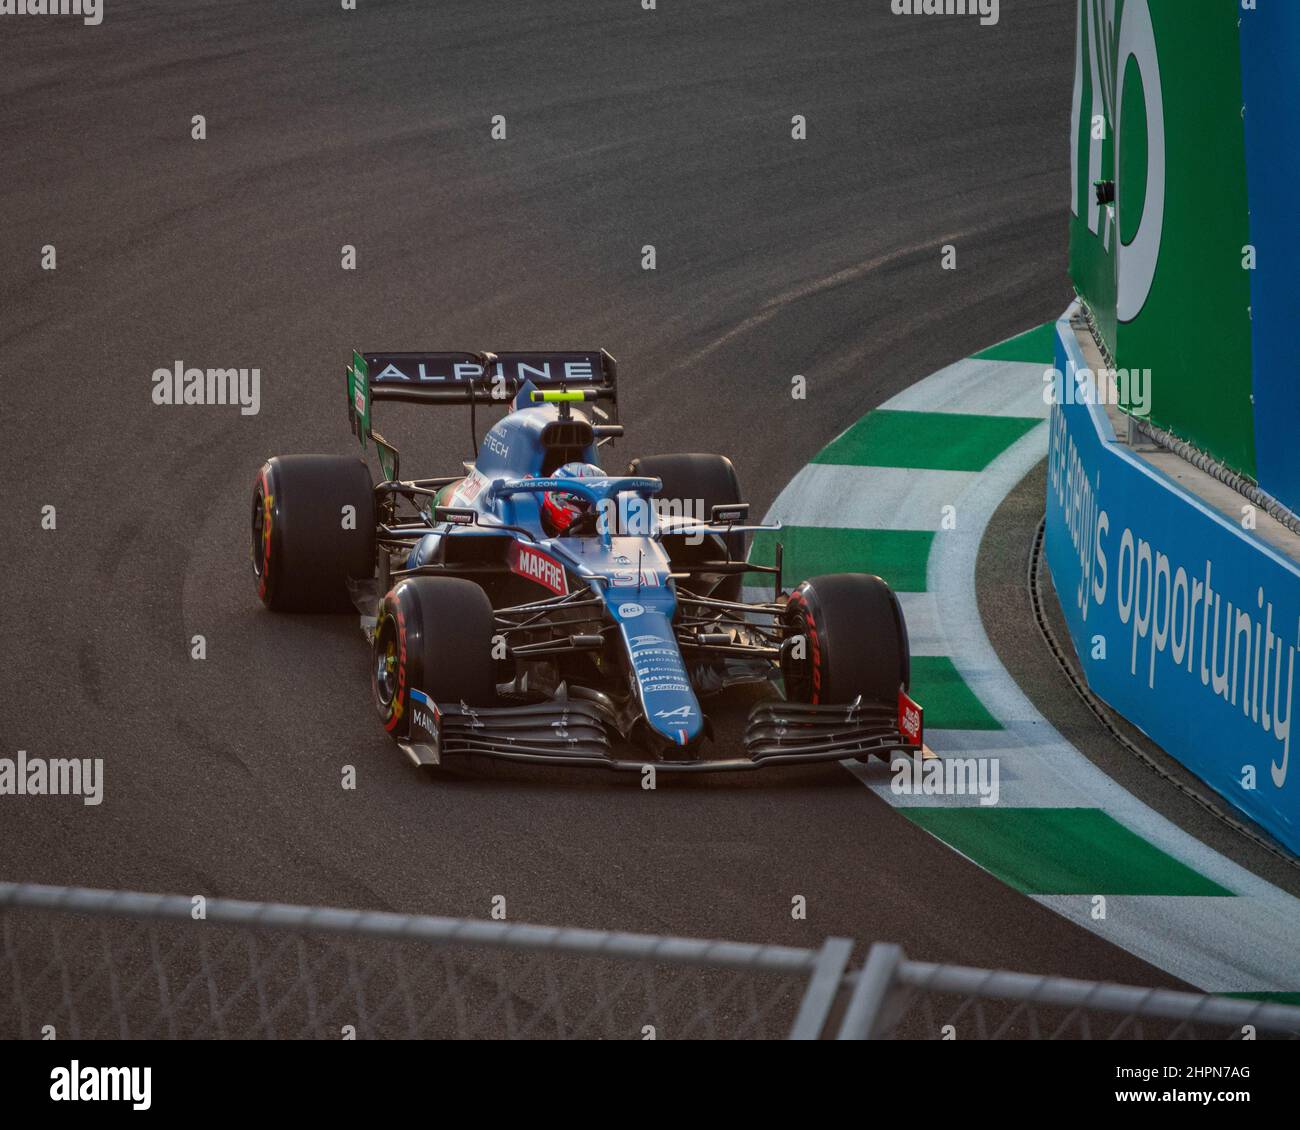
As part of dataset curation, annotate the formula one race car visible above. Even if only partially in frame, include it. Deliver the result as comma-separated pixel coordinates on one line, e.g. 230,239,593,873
251,348,922,772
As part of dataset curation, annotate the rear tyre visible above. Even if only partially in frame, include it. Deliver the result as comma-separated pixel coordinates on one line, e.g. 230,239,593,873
781,573,909,706
252,455,375,612
373,577,497,739
628,452,745,601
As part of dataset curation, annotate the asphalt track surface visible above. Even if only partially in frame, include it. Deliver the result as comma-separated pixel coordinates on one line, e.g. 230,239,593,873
0,1,1184,994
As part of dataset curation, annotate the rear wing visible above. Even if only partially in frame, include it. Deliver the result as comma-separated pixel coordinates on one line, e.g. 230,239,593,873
347,349,618,477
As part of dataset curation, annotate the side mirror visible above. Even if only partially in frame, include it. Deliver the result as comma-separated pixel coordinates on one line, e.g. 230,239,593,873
710,503,750,525
434,507,477,526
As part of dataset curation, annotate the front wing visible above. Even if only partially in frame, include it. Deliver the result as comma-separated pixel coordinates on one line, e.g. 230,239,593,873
398,692,922,772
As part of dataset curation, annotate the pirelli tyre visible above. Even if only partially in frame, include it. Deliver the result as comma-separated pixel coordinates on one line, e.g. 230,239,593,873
781,573,910,707
627,452,745,601
372,577,497,739
252,455,375,612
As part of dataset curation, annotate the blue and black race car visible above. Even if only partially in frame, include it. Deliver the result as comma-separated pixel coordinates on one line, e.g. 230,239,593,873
251,349,922,772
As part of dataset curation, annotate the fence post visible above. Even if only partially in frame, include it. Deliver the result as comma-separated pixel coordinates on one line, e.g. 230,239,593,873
836,942,905,1039
788,937,854,1040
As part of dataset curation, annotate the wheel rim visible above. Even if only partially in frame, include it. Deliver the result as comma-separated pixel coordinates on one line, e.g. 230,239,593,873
374,619,399,709
251,489,267,579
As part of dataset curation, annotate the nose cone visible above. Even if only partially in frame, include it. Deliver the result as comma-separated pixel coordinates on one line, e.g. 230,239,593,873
616,610,705,749
649,702,706,749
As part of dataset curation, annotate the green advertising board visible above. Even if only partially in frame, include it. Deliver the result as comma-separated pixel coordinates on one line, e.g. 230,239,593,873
1068,0,1256,480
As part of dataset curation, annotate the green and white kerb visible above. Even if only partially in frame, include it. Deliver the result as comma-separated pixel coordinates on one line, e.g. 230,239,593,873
753,323,1300,993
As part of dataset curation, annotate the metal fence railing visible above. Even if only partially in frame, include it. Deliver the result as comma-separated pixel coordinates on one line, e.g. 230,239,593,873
839,943,1300,1040
3,883,1298,1040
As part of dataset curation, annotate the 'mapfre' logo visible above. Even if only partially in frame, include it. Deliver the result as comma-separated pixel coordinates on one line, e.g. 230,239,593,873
509,543,568,596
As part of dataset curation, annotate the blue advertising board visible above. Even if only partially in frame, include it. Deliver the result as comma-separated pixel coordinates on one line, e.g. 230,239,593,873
1240,3,1300,517
1045,317,1300,854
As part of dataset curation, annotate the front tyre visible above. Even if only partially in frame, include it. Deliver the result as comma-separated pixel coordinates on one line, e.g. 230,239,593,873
781,573,909,705
252,454,375,612
373,577,497,739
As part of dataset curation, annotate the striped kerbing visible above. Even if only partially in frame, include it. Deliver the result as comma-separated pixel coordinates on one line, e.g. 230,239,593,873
754,322,1300,991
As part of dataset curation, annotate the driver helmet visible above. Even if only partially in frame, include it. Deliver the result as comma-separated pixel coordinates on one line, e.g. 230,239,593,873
541,461,604,536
